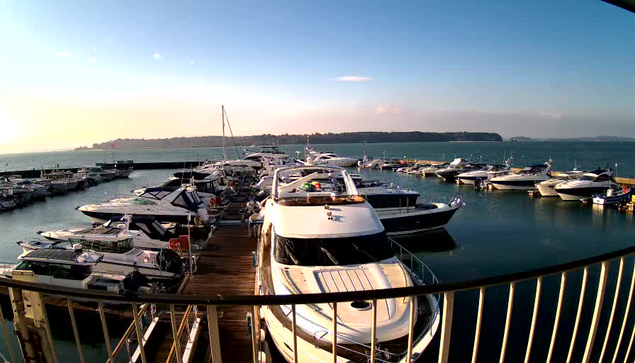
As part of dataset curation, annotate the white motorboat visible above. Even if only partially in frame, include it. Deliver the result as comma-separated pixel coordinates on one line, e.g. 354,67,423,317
421,163,448,177
17,238,187,281
535,171,583,197
256,165,440,363
2,249,125,292
78,166,117,184
435,158,484,182
490,161,553,190
244,145,289,161
78,186,210,224
457,162,512,185
555,169,619,201
38,215,174,250
305,150,359,167
134,175,224,207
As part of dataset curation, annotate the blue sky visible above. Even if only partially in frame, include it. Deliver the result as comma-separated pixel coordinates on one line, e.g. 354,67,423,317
0,0,634,151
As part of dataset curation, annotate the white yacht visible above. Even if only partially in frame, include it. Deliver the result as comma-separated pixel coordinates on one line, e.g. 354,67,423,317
78,186,210,225
535,171,583,197
257,166,439,363
244,145,289,161
17,238,186,281
134,175,224,207
306,150,359,167
456,162,512,185
490,161,553,190
555,169,619,201
1,249,124,292
38,215,174,250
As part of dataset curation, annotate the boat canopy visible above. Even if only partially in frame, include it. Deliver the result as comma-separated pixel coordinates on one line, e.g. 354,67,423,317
20,249,102,265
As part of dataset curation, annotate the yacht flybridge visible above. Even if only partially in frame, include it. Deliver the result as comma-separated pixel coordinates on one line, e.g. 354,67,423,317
77,186,210,225
490,160,553,190
256,166,440,363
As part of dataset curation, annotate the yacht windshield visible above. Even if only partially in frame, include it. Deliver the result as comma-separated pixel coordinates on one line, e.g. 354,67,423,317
273,232,394,266
580,175,596,181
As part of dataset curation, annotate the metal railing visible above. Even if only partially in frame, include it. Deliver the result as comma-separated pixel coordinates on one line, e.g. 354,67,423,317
1,245,635,362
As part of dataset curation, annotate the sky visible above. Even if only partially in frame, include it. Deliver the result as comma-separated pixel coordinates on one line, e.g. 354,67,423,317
0,0,634,153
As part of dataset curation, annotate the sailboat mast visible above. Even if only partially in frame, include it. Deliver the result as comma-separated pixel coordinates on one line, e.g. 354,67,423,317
222,105,227,161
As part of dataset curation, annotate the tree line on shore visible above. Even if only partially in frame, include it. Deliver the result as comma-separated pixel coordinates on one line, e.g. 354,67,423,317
78,131,503,150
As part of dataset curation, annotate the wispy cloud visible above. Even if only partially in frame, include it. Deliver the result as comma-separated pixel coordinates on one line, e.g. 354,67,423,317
153,52,163,61
56,51,70,57
190,59,197,66
335,76,374,82
89,56,97,63
375,104,401,115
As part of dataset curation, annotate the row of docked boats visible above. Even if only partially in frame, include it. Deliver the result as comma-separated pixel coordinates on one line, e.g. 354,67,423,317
0,165,133,212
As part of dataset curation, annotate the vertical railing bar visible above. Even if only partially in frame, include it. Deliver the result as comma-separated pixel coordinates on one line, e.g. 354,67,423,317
499,282,516,363
406,296,416,363
170,305,183,363
66,298,86,363
547,272,567,363
332,302,338,363
251,305,258,363
612,260,635,363
132,303,148,363
623,306,635,363
0,303,17,363
599,258,624,363
471,287,485,363
292,305,298,363
371,299,378,363
582,261,609,363
524,276,543,363
98,301,114,362
207,305,222,363
567,266,589,363
438,291,455,363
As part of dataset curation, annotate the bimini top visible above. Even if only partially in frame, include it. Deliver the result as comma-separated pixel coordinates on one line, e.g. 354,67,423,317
272,166,364,206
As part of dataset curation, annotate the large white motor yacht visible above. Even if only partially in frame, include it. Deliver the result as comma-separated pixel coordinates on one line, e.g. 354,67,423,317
305,150,359,167
490,161,553,190
257,166,439,363
457,162,512,185
78,186,210,224
555,169,619,201
244,145,289,162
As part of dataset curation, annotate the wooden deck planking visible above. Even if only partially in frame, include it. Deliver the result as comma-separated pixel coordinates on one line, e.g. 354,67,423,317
179,219,257,363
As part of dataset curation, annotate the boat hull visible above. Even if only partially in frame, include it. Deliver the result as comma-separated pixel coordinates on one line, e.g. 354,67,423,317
80,210,194,224
491,179,543,190
536,183,559,197
377,203,461,235
556,186,612,201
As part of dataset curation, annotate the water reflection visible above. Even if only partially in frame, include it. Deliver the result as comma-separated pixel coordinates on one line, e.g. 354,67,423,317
391,229,458,254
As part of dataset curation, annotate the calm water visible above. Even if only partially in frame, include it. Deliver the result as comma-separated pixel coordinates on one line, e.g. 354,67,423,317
0,141,634,362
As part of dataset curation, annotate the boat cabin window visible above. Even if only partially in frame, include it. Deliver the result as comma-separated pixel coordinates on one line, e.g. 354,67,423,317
273,232,394,266
15,261,91,280
581,175,596,181
594,174,611,182
131,198,156,205
74,238,133,253
172,191,201,210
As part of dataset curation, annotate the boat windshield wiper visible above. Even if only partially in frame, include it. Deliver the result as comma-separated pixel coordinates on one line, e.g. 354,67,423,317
320,247,339,265
352,243,378,263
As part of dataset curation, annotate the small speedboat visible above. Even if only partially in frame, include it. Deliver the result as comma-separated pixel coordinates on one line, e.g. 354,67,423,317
593,187,632,206
457,163,512,185
435,159,483,182
375,198,464,235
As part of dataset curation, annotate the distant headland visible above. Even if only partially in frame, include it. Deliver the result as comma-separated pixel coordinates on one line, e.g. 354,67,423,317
76,131,503,150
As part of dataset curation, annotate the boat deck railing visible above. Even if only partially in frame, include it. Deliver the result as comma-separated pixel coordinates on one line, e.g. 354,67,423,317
3,244,635,362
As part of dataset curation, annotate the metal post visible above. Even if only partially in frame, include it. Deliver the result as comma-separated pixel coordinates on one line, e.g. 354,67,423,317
407,296,417,363
207,305,222,363
251,305,259,363
471,287,485,363
66,298,86,363
567,267,589,363
131,303,147,363
524,277,542,363
371,299,377,363
98,301,114,362
599,258,624,363
499,282,515,363
332,302,338,363
170,305,183,363
438,291,454,363
292,305,298,363
612,261,635,363
547,272,567,363
0,302,17,363
582,261,609,363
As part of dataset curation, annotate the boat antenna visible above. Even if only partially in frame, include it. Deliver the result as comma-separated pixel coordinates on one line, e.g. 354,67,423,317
221,105,227,161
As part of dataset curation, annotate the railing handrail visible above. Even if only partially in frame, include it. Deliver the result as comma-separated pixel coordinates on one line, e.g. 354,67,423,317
4,244,635,305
